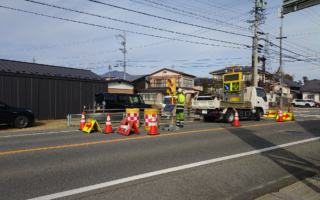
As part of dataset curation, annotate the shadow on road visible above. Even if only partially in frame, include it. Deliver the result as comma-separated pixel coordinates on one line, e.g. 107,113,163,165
225,120,320,198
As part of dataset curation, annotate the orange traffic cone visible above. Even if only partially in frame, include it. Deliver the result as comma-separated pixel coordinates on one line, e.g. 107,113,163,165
148,114,159,135
79,112,86,130
277,108,284,122
104,113,114,133
233,110,240,126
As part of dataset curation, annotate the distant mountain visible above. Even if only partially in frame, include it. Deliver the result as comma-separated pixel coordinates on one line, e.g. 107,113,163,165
100,70,146,81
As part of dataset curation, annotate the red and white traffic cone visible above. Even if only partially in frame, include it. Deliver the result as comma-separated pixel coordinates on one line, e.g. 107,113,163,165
104,113,114,133
277,107,284,122
79,112,86,130
233,110,240,126
148,114,159,135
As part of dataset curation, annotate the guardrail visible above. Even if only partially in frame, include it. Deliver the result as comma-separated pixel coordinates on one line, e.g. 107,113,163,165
67,107,196,127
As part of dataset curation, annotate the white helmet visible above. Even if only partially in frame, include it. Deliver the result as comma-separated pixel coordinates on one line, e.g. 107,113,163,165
177,88,182,93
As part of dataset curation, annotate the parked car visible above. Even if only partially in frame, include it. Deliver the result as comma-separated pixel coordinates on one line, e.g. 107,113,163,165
94,93,152,110
290,99,315,107
0,101,35,128
306,100,320,108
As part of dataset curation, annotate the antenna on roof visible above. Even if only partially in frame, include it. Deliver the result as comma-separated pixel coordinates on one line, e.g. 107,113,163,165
32,57,36,63
171,64,174,70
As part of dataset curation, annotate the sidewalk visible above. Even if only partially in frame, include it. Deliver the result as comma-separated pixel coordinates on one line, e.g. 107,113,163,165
256,173,320,200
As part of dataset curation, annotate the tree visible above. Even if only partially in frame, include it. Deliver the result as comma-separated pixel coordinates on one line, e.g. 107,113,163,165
274,67,293,81
303,76,308,84
297,80,302,85
203,78,208,94
212,78,222,94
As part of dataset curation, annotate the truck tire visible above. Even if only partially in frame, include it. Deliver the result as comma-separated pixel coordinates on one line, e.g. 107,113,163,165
223,109,235,123
255,109,261,121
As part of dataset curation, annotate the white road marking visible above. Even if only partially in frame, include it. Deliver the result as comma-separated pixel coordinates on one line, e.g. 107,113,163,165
28,137,320,200
0,130,73,138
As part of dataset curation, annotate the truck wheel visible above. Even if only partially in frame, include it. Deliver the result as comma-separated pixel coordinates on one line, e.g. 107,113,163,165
255,109,261,121
223,109,235,123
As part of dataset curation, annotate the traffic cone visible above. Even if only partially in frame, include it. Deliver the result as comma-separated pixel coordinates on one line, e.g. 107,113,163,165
277,108,284,122
79,112,86,130
104,113,114,133
233,110,240,126
148,114,159,135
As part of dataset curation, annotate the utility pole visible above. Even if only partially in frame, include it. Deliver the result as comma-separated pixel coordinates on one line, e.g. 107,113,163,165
116,32,127,80
253,1,258,87
276,9,287,109
252,0,266,87
108,65,112,79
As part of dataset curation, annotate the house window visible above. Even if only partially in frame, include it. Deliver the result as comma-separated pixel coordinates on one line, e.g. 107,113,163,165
217,75,223,80
183,79,193,88
307,95,315,100
244,74,251,81
141,93,157,101
259,74,263,80
155,79,163,87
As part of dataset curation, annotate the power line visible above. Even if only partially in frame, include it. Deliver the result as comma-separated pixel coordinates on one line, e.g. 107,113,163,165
129,0,250,31
88,0,251,38
0,5,251,50
26,0,251,47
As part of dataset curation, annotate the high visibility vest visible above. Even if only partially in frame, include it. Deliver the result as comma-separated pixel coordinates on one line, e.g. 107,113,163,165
175,93,185,112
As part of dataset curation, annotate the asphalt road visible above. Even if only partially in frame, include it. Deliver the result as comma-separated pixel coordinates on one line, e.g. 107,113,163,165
1,109,320,200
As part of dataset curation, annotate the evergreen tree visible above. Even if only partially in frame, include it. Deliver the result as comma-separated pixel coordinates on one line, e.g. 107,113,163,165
203,78,208,94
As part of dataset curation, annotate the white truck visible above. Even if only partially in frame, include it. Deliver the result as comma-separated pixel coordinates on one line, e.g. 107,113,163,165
192,86,269,123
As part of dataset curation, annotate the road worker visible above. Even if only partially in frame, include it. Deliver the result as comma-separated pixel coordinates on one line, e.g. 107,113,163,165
175,88,185,128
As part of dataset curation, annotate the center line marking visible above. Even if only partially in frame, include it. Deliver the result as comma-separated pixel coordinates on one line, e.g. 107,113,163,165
28,137,320,200
1,119,319,156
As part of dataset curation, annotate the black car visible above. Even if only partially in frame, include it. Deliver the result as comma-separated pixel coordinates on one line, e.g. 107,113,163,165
0,101,35,128
94,93,152,110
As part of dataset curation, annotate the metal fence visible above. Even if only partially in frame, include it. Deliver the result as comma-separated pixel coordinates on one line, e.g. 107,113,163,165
67,108,196,127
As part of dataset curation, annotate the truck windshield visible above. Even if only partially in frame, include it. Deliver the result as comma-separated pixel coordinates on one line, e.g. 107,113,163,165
256,88,267,102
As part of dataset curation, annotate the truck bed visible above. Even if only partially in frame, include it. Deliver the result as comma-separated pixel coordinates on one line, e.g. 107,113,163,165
192,98,252,110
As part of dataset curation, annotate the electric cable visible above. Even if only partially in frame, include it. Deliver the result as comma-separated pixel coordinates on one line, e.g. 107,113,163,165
26,0,251,47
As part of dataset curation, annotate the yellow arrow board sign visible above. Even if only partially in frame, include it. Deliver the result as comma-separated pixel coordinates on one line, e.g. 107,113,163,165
82,120,103,133
276,112,294,121
263,110,278,118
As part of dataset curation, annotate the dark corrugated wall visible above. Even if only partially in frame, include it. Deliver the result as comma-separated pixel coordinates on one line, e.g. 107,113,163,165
0,73,108,120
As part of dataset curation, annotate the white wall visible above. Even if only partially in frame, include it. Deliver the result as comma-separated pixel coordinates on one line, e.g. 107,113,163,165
303,92,320,102
108,82,133,90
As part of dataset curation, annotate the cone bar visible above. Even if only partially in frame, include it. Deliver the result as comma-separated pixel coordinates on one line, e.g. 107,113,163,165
233,110,240,126
79,112,86,130
104,113,114,133
148,114,159,135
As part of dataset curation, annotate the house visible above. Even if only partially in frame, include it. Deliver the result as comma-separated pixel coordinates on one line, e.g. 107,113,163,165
272,74,302,98
194,78,219,95
138,68,196,105
107,79,134,94
209,66,268,88
130,75,149,94
0,59,108,120
299,79,320,102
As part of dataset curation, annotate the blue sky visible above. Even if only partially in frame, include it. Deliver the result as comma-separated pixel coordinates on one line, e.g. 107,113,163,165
0,0,319,82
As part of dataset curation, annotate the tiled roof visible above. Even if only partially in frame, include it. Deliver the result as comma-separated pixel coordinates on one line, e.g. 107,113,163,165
210,66,254,74
0,59,103,80
148,68,196,77
300,79,320,92
273,74,302,88
194,78,213,84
